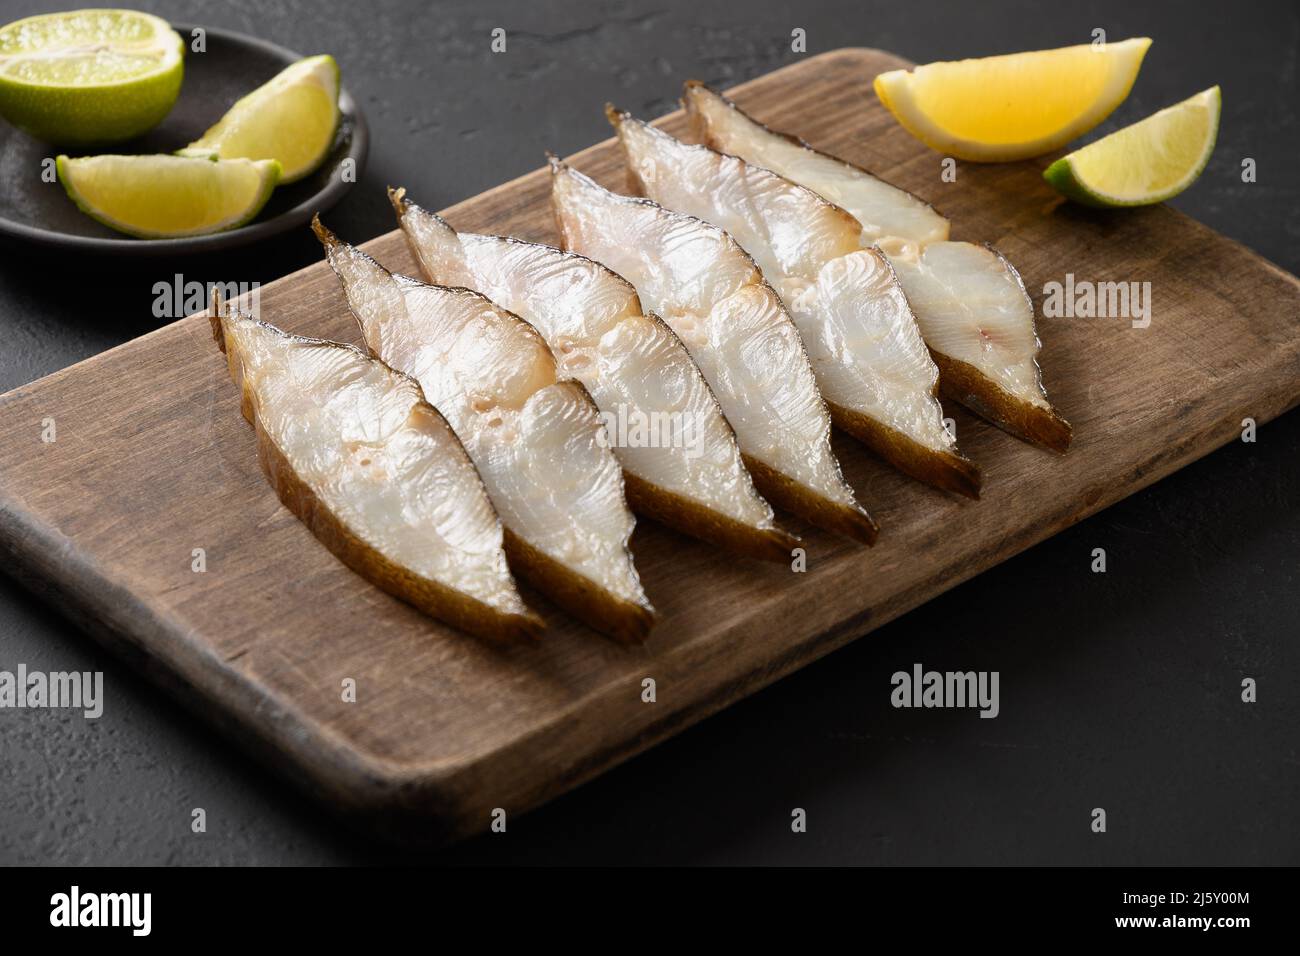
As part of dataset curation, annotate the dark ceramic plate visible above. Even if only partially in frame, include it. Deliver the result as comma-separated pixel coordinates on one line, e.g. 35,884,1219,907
0,23,368,257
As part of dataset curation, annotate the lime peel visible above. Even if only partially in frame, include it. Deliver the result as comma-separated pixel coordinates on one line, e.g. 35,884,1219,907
0,9,183,145
1044,86,1221,207
57,154,281,238
180,54,340,183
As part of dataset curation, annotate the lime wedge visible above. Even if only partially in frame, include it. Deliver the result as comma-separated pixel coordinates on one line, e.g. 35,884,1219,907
57,154,280,238
179,54,339,183
1044,87,1221,207
0,9,184,145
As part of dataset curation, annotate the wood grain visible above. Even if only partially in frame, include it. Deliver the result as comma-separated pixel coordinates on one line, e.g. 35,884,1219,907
2,49,1298,844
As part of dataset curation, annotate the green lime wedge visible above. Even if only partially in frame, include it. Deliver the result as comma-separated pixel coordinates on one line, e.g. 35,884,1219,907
57,154,280,238
0,9,184,145
179,54,339,183
1044,86,1221,207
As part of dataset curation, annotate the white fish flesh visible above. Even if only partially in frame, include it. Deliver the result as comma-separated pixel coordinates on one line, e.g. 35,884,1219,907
551,157,878,543
685,82,1072,452
209,298,541,643
315,219,654,643
682,82,949,248
611,107,981,498
882,241,1072,452
388,187,797,561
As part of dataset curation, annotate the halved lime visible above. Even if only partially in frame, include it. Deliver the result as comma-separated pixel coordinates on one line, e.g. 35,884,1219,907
0,9,184,145
179,54,339,183
1044,87,1221,207
57,154,280,238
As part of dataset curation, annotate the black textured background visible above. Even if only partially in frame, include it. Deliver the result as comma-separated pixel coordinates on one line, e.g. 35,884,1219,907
0,0,1296,865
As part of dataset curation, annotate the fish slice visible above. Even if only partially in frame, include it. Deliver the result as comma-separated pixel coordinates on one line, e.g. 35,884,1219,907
209,295,541,643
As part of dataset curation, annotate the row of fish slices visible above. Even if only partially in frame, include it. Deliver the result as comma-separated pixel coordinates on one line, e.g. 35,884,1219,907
212,85,1072,647
224,202,839,648
388,188,803,562
218,201,843,649
358,143,957,639
320,107,1017,642
316,169,918,642
681,82,1072,454
212,221,675,648
598,104,983,500
592,90,1073,501
311,217,658,644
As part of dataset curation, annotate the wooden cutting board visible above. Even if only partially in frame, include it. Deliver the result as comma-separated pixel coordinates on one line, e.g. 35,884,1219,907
2,49,1298,844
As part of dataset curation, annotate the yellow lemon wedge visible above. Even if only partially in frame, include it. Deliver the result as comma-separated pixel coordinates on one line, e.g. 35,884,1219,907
874,38,1152,162
1043,86,1220,207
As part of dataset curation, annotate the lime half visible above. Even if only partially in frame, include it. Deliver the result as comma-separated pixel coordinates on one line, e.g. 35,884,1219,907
57,154,280,238
0,9,184,145
180,54,339,183
1044,87,1221,207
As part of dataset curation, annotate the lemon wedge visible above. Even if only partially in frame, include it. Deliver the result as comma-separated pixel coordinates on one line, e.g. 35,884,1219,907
874,38,1152,162
57,154,280,238
1044,86,1220,206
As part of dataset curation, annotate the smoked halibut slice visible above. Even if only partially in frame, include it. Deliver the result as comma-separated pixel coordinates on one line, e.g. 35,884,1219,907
210,299,541,642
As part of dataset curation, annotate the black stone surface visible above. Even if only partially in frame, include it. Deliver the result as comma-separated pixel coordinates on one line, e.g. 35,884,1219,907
0,0,1296,865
